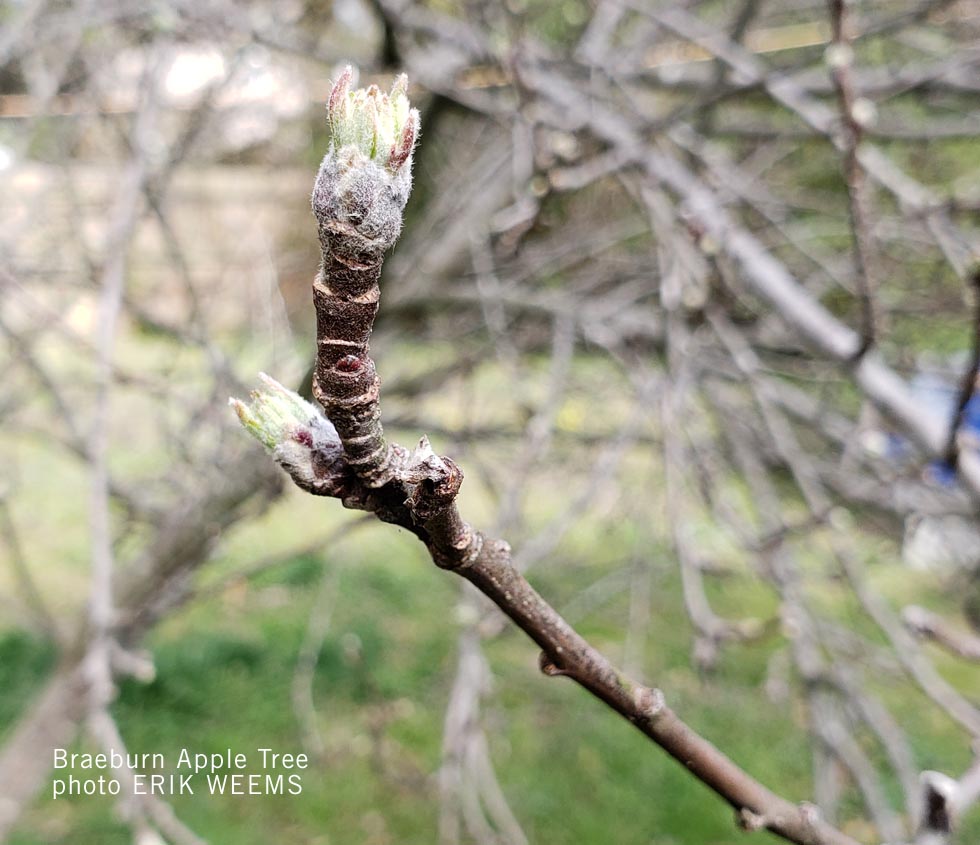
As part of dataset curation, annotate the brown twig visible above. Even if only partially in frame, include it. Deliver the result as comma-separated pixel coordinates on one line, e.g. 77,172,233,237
826,0,880,358
238,69,863,845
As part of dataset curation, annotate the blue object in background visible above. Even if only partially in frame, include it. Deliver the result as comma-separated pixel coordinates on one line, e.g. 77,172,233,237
903,369,980,487
963,392,980,436
926,459,959,488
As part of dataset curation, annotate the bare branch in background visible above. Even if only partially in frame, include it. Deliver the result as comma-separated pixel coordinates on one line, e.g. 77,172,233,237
903,606,980,663
825,0,880,356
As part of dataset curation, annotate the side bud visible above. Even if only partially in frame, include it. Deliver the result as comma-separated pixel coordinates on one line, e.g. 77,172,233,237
230,373,345,494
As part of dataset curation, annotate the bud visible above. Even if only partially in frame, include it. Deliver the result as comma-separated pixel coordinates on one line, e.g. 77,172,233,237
230,373,344,491
312,66,421,260
327,67,419,173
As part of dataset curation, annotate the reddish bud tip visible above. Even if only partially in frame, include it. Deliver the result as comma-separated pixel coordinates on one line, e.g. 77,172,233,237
389,109,418,172
328,66,353,125
294,428,314,447
336,355,363,373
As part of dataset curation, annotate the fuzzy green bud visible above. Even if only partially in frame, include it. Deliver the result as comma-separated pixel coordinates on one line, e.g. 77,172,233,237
327,66,419,173
230,374,345,493
313,67,420,261
230,373,319,450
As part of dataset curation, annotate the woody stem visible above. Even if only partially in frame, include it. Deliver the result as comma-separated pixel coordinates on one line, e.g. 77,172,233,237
312,221,398,488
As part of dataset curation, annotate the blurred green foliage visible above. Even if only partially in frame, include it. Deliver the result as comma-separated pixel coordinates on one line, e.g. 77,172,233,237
5,513,978,844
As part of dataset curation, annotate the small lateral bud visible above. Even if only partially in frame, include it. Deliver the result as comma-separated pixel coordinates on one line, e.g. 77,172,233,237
230,373,343,490
633,686,665,719
737,809,766,831
539,652,570,677
799,803,821,828
335,354,363,373
229,372,318,451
